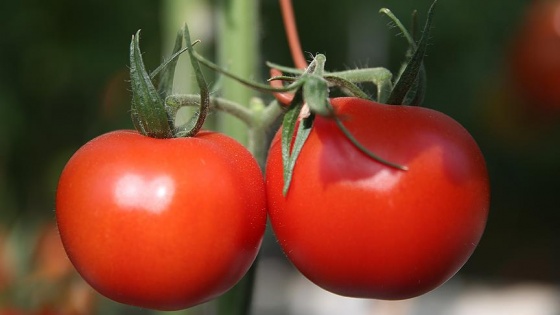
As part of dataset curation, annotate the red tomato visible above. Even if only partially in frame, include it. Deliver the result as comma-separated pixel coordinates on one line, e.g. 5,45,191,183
56,130,266,310
510,0,560,112
266,97,489,300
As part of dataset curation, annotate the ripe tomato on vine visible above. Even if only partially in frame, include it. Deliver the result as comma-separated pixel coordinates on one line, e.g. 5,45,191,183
56,130,266,310
265,97,489,299
56,30,267,311
264,0,489,300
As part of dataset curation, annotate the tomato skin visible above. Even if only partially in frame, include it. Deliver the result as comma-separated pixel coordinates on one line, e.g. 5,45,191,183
510,0,560,112
266,97,489,300
56,130,266,311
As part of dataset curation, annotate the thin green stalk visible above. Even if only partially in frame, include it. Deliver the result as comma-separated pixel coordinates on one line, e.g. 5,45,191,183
216,0,259,144
249,100,285,169
166,94,255,127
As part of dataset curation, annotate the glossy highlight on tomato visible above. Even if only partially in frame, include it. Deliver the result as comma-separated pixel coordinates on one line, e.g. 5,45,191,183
266,97,490,300
56,130,266,311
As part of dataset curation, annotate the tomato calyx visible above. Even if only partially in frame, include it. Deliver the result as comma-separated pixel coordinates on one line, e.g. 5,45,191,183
268,0,436,107
279,54,410,195
269,0,438,195
129,25,209,139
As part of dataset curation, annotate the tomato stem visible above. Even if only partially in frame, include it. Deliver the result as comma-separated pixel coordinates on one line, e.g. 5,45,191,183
279,0,308,69
192,50,302,94
165,95,282,129
250,100,285,169
268,0,308,105
215,0,259,145
166,95,253,126
324,68,393,103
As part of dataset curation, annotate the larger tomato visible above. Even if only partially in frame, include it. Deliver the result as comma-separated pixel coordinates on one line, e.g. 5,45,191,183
266,97,489,300
56,130,266,310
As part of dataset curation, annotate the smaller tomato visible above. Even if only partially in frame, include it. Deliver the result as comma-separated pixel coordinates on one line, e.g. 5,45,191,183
0,228,16,291
510,0,560,112
56,130,266,310
32,222,72,280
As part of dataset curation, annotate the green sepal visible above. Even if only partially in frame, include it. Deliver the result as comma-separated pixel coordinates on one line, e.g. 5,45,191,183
333,116,408,171
303,75,333,117
384,0,436,106
173,23,210,137
130,30,173,138
279,52,410,195
402,10,427,106
402,63,427,106
155,29,184,100
284,113,314,195
281,87,313,196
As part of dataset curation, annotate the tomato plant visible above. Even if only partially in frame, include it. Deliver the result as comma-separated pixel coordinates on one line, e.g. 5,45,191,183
510,0,560,112
53,0,491,312
56,130,266,310
265,97,490,299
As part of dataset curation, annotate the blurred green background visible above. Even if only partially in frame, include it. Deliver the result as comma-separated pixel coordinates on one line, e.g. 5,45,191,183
1,0,559,314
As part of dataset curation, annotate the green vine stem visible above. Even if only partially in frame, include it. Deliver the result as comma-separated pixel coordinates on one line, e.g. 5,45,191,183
246,99,284,169
166,95,254,127
215,0,259,145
